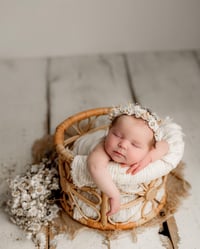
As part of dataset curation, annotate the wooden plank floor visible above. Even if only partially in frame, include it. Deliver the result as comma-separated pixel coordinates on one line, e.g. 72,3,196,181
0,51,199,249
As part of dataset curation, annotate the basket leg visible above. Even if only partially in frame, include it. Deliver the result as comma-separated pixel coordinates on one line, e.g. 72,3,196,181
101,193,108,227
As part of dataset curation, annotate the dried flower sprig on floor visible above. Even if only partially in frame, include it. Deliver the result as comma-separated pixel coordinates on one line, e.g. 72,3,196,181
6,158,60,241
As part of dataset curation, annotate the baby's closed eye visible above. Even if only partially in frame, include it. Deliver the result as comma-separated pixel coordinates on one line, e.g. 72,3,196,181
113,131,122,138
131,142,141,149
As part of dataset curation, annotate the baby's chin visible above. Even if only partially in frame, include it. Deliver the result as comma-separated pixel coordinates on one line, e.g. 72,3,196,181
109,156,122,164
110,155,127,165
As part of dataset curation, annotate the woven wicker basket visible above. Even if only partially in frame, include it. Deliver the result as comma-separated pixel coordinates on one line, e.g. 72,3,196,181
54,107,167,231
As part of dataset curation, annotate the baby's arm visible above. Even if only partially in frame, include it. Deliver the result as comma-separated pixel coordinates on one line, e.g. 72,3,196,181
126,140,169,175
87,141,120,216
150,140,169,162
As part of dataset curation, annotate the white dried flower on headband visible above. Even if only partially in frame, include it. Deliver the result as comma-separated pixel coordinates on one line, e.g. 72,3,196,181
109,103,162,141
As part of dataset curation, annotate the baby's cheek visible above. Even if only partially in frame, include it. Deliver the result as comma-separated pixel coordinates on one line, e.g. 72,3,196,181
126,154,137,164
104,143,113,156
129,150,144,163
106,139,115,151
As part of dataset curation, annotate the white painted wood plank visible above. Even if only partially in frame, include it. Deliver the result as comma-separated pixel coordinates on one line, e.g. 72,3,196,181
55,227,167,249
50,54,165,249
0,59,47,201
0,59,47,248
109,227,169,249
0,210,35,249
55,230,108,249
127,51,200,249
49,54,133,133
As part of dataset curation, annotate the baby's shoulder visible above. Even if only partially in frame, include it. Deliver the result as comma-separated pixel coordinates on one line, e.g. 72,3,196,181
73,129,108,155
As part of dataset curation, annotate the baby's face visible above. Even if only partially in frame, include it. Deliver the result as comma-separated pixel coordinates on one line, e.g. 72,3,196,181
104,115,154,165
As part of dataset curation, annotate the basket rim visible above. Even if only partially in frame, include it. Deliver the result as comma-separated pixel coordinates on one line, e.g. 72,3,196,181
54,107,111,160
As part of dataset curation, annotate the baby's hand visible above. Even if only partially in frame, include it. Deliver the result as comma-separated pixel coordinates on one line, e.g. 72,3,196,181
125,154,152,175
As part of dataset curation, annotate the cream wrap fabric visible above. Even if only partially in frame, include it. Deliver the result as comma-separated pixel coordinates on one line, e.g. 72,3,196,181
71,117,184,190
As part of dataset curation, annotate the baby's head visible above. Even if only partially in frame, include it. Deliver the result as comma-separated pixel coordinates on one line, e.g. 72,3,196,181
104,103,161,165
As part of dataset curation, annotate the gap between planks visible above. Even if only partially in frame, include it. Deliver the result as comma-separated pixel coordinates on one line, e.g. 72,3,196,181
166,216,179,249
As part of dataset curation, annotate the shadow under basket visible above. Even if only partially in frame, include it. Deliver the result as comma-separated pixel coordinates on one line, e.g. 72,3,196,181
54,107,167,231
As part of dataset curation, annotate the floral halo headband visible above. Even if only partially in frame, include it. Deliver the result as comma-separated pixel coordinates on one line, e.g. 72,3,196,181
109,103,162,141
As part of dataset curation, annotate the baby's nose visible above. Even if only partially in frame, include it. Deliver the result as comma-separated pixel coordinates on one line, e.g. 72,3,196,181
118,140,128,149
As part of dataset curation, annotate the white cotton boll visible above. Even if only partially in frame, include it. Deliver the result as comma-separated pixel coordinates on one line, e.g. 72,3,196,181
11,198,21,209
11,190,20,198
31,192,37,199
21,201,30,209
50,183,59,190
29,223,41,233
27,206,38,217
16,208,24,216
21,193,31,202
30,164,40,173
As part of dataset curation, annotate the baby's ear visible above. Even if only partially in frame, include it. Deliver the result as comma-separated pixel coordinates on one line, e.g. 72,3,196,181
150,146,155,151
150,138,156,149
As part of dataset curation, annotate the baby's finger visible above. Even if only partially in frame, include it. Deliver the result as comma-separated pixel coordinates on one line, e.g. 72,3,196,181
120,163,128,168
131,165,143,175
126,165,138,174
